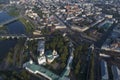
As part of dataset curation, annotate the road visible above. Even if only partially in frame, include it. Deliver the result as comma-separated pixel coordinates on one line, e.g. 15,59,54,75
94,48,101,80
93,23,116,80
86,48,92,80
95,23,116,48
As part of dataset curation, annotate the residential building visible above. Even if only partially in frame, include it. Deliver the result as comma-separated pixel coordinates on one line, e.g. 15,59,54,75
101,32,120,52
113,24,120,34
101,60,109,80
111,65,120,80
33,30,41,35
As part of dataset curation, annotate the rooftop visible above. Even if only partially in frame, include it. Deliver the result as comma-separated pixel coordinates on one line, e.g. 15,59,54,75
111,65,120,80
113,24,120,33
25,62,59,80
37,40,45,53
24,62,70,80
101,32,120,52
101,60,109,80
45,50,54,60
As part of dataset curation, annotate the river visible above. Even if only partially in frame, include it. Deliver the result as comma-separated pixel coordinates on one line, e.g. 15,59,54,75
0,11,26,59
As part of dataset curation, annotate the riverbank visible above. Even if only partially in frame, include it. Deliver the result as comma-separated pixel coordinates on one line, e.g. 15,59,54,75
0,26,7,30
7,6,19,17
0,37,7,40
0,39,17,60
0,39,27,70
0,5,3,9
19,18,34,34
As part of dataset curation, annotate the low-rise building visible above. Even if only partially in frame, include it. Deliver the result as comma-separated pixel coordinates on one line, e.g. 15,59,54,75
33,30,41,35
25,10,39,20
101,32,120,52
105,15,113,18
99,53,110,58
71,25,89,32
98,20,113,31
111,65,120,80
54,23,66,29
101,60,109,80
113,24,120,34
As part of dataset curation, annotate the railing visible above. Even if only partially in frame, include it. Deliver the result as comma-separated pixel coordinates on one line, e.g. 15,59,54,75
0,34,45,40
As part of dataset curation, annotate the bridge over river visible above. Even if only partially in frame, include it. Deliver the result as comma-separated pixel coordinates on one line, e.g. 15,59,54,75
0,16,21,27
0,34,45,40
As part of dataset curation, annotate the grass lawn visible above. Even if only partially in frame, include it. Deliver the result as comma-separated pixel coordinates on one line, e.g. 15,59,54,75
8,6,19,17
19,18,34,34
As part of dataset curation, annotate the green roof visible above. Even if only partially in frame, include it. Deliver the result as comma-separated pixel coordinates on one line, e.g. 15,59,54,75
45,50,54,60
47,55,54,60
25,62,59,80
25,62,70,80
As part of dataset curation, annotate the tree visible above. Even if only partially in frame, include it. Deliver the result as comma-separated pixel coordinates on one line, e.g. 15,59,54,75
45,44,49,50
6,52,13,66
61,53,66,63
75,61,81,75
60,46,68,61
61,62,66,68
20,70,30,80
63,46,68,54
